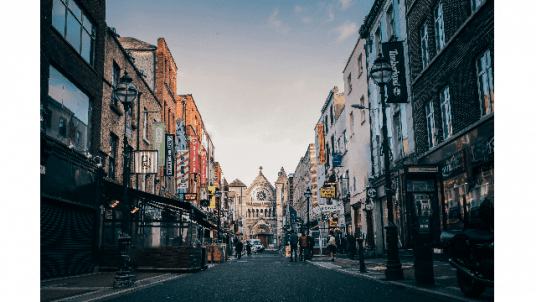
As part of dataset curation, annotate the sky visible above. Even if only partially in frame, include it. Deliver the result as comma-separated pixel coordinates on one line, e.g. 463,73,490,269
106,0,375,186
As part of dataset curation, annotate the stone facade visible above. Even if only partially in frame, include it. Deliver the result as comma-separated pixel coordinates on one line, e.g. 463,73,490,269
292,144,319,226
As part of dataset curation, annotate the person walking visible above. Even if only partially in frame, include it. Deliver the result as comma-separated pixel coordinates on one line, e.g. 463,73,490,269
235,239,243,260
299,232,308,261
289,230,299,262
246,241,252,256
327,231,337,261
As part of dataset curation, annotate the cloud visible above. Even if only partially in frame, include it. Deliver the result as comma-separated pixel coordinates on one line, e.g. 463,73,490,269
295,4,304,13
332,20,358,43
339,0,353,10
268,8,288,33
327,7,335,22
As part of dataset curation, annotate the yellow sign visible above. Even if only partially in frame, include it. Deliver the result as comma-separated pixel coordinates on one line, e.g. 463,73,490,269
321,187,336,198
208,186,216,208
329,218,338,227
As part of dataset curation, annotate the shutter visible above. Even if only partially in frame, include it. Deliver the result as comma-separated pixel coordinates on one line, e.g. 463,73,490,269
41,198,95,279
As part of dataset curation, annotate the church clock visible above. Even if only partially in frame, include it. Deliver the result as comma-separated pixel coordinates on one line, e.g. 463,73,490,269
257,191,266,201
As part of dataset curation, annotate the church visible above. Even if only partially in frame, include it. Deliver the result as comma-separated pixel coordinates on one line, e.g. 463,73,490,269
228,167,289,248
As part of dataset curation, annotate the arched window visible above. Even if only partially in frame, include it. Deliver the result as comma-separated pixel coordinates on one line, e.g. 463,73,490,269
248,209,250,217
256,209,259,217
260,209,263,214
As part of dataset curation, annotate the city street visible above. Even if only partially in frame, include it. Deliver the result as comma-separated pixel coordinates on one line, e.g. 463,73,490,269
100,251,482,302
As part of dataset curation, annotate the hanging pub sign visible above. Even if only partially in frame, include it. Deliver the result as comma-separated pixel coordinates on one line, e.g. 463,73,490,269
133,150,158,174
165,134,175,176
153,122,166,166
382,41,408,103
190,135,199,174
321,187,336,198
208,186,216,208
332,152,343,167
176,150,189,190
316,124,326,164
184,193,197,200
200,150,207,185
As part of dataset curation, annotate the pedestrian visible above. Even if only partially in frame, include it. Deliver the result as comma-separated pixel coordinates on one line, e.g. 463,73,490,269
246,241,252,256
235,239,243,260
327,231,337,261
307,233,315,259
289,230,299,262
299,232,308,261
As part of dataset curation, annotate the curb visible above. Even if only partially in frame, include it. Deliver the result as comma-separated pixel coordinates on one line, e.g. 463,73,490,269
306,260,474,302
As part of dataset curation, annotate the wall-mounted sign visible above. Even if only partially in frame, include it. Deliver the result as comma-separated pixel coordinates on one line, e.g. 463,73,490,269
366,187,377,198
153,122,165,166
329,218,338,227
184,193,197,200
441,150,465,178
165,134,175,176
382,41,408,104
133,150,158,174
471,136,494,165
208,186,216,208
190,135,199,174
321,187,336,198
320,204,341,213
408,166,438,173
316,124,326,164
332,153,343,167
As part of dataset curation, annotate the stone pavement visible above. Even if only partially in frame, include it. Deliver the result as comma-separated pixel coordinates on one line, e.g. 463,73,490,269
305,254,494,302
40,266,215,302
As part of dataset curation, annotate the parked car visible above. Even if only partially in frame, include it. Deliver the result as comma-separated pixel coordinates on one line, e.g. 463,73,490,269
248,239,264,253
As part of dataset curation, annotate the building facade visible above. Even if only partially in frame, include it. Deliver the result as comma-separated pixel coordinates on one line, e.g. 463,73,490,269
292,144,319,230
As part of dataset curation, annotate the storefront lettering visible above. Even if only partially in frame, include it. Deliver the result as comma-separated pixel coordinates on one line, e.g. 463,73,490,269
442,151,464,178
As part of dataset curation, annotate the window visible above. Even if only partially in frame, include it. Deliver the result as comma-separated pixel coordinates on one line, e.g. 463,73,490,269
374,26,382,57
337,138,341,153
358,54,363,76
387,6,395,39
394,113,404,158
76,131,81,145
143,108,148,140
347,73,352,93
111,62,120,106
109,134,118,180
471,0,484,12
343,131,347,151
360,96,366,123
434,3,445,52
420,23,430,69
52,0,95,65
350,112,354,134
476,50,493,116
330,105,334,124
353,176,356,192
324,116,329,133
425,101,437,149
440,86,452,140
47,65,90,150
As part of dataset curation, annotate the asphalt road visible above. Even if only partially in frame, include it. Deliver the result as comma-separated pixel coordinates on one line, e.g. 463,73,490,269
107,251,455,302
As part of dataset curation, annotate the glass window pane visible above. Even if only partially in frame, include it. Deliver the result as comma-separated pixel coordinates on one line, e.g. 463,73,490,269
66,11,82,52
52,0,66,35
68,0,82,21
82,14,95,37
81,29,92,64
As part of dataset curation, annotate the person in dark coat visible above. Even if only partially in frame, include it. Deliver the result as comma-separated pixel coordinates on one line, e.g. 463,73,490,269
235,239,243,260
289,230,299,262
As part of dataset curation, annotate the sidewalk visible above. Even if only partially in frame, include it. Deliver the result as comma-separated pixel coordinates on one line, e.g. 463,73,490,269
306,254,494,302
40,266,214,302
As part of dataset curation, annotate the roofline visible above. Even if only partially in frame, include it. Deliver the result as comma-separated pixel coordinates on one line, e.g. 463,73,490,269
342,38,364,73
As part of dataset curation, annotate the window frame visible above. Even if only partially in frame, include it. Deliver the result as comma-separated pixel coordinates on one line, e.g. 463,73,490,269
360,96,366,124
358,54,363,77
347,73,352,93
434,3,445,52
471,0,484,12
439,86,453,140
425,101,437,149
143,107,148,140
420,22,430,69
476,49,493,116
387,5,395,39
109,134,118,180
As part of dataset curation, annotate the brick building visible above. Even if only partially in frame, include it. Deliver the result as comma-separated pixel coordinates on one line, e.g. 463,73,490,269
292,144,319,230
407,0,494,233
40,0,106,279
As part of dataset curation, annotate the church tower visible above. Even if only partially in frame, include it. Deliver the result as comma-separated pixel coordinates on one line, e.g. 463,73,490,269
275,167,288,245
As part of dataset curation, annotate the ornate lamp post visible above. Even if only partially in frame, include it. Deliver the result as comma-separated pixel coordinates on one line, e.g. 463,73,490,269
359,52,404,280
112,70,138,288
304,187,312,235
215,188,222,241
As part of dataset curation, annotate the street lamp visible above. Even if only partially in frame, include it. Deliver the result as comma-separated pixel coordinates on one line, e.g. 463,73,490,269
113,69,138,288
214,188,222,241
304,187,312,235
361,52,404,281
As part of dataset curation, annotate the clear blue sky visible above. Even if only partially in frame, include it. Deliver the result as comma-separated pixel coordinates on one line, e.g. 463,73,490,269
106,0,375,186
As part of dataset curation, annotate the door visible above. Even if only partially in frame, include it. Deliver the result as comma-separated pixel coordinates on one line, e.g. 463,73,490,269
258,234,267,247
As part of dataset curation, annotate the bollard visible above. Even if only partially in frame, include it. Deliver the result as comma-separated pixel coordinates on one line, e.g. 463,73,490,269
357,238,367,273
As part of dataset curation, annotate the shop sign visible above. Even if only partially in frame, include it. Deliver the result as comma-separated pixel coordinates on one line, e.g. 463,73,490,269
153,122,165,166
441,151,465,178
329,219,338,227
133,150,158,174
185,193,197,200
320,204,341,213
316,124,326,164
176,150,189,190
208,186,216,208
332,153,343,167
408,166,438,173
190,135,199,173
321,187,336,198
200,151,207,185
382,41,408,103
471,136,494,165
366,187,377,198
165,134,175,176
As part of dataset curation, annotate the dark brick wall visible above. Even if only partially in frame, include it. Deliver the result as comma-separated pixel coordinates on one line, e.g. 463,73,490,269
41,0,106,154
408,0,493,156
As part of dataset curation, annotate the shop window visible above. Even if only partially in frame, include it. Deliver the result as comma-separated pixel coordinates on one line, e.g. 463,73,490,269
52,0,95,65
47,65,90,150
476,49,493,116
